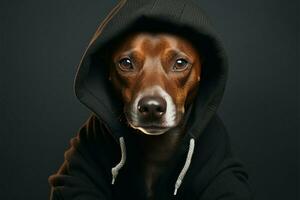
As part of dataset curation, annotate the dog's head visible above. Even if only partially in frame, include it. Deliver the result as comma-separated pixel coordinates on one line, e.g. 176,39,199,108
109,32,202,135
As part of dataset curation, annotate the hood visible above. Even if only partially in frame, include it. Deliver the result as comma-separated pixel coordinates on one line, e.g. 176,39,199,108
73,0,228,196
74,0,228,141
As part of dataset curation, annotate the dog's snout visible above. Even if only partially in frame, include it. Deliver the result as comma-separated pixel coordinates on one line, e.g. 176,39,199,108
137,96,167,118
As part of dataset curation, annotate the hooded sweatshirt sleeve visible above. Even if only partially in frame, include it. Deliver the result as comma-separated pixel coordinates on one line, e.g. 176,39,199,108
48,115,117,200
198,159,253,200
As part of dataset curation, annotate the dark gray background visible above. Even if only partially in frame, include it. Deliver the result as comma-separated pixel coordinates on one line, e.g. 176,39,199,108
0,0,299,199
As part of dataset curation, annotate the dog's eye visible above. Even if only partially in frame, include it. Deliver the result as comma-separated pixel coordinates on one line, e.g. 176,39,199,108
173,58,189,71
118,57,134,71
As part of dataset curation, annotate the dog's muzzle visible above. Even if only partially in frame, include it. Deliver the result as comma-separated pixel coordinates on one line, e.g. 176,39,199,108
127,86,177,135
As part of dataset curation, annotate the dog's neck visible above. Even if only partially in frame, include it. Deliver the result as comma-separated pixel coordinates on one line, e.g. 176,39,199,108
128,104,192,199
135,124,185,163
134,125,185,199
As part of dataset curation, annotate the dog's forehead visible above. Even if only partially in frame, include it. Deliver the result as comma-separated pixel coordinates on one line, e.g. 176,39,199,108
117,32,197,58
133,33,176,52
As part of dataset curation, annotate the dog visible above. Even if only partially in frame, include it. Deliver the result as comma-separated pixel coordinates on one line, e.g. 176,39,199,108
108,31,202,198
49,1,253,199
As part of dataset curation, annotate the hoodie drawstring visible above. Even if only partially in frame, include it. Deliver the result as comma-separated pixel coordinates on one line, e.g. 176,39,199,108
111,137,127,185
173,138,195,195
110,137,195,196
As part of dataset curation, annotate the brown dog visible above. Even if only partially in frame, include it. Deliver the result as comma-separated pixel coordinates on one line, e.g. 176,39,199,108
108,32,202,198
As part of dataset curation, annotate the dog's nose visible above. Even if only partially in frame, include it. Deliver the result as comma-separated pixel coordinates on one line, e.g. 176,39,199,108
137,96,167,118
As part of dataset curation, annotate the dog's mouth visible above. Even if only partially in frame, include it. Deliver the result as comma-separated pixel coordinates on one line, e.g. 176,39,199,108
141,124,172,133
132,124,172,135
124,107,184,136
124,109,176,135
125,112,177,135
124,113,172,135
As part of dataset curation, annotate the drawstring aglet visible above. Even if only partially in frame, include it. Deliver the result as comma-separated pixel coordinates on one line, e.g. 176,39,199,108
173,179,182,195
111,168,118,184
111,137,126,185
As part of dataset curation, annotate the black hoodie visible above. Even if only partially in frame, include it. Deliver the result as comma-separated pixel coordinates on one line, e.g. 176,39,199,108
48,0,253,199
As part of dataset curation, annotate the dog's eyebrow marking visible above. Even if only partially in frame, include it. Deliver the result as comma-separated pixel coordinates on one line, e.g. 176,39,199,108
167,48,189,57
118,48,141,58
164,48,192,62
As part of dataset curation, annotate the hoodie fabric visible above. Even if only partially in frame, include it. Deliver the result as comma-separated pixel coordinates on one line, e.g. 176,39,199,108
48,0,253,199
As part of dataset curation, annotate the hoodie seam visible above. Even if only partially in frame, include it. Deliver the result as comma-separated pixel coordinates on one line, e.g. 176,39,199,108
150,0,158,13
90,0,127,45
178,0,187,22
